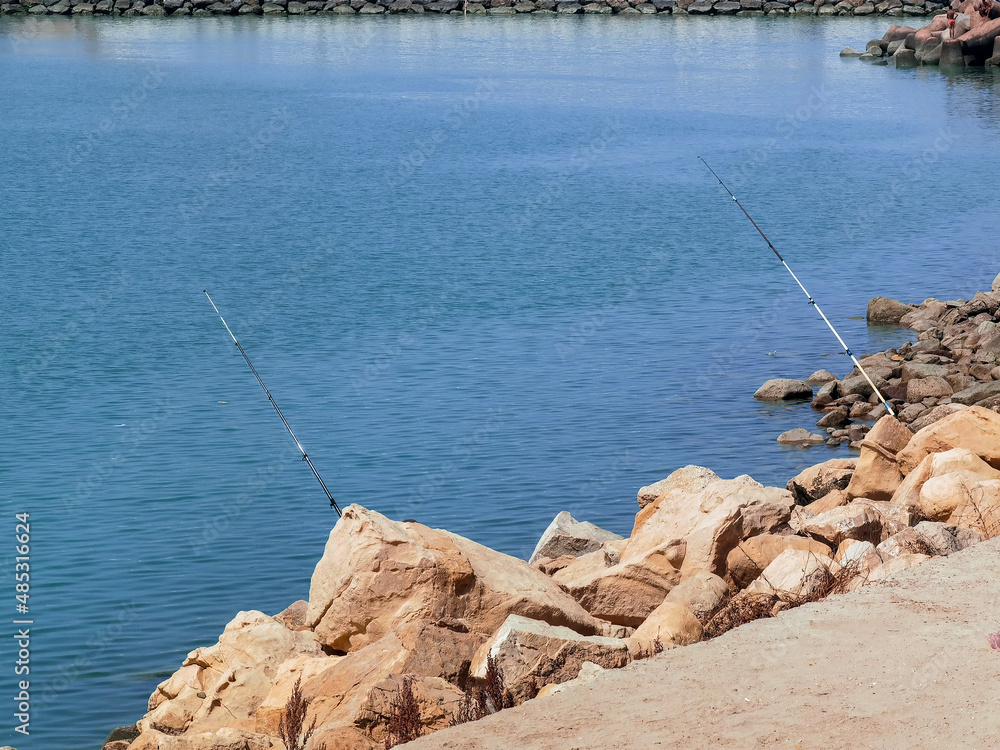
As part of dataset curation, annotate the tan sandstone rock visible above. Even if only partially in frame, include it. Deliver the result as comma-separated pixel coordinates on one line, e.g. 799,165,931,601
896,406,1000,474
799,504,883,548
127,728,276,750
947,479,1000,538
845,416,913,502
866,553,931,584
305,506,609,652
918,472,995,522
725,534,832,589
625,471,795,579
745,549,841,600
787,458,857,505
528,511,623,566
626,601,703,658
552,543,683,627
470,614,630,700
662,571,730,621
634,465,720,533
892,448,1000,516
139,611,323,738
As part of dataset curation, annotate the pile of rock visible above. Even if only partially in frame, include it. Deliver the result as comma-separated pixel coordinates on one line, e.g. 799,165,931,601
758,274,1000,447
108,403,1000,750
845,1,1000,67
0,0,946,15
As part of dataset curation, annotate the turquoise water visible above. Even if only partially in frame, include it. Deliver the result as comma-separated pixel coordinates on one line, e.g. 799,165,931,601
2,15,1000,748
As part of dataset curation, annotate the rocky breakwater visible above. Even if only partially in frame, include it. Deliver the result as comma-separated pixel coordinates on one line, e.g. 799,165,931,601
756,273,1000,448
0,0,944,17
842,0,1000,67
105,402,1000,750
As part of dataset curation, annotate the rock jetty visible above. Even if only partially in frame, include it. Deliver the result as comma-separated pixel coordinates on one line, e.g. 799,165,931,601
106,383,1000,749
759,273,1000,448
846,0,1000,66
0,0,950,17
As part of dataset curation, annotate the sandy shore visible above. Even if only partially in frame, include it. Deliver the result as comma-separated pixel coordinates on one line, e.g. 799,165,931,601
411,537,1000,749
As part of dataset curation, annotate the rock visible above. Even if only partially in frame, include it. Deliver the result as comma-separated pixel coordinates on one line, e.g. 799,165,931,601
804,489,849,515
754,378,813,401
714,0,741,10
726,534,832,589
839,374,889,399
866,553,930,583
552,545,681,628
140,2,165,10
844,416,913,502
891,447,1000,517
993,271,1000,293
274,600,309,631
556,0,581,9
913,521,982,555
909,402,967,433
129,728,276,750
945,479,1000,534
777,428,826,446
786,458,856,505
626,602,703,657
850,498,915,541
877,527,937,559
951,381,1000,406
358,1,384,9
817,407,850,429
662,571,730,621
811,380,839,409
745,549,840,600
896,406,1000,474
529,512,623,566
306,506,609,653
917,472,993,522
900,362,953,382
636,465,719,520
806,369,838,384
906,377,953,402
625,471,796,579
833,539,882,575
800,504,883,547
894,48,918,67
470,615,630,701
353,674,465,746
841,46,865,55
103,726,141,749
138,611,323,739
940,38,965,67
536,661,605,698
867,297,915,325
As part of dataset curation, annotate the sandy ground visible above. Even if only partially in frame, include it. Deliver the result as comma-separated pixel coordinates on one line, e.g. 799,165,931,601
410,538,1000,750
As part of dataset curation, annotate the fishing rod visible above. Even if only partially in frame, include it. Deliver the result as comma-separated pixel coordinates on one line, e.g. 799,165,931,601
698,158,895,418
205,291,343,516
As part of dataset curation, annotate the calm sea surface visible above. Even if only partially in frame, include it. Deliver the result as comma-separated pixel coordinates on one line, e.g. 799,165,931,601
2,14,1000,748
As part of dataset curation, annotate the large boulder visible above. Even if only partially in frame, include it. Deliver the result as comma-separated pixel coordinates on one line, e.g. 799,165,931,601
946,479,1000,535
896,406,1000,474
626,601,703,657
799,504,883,548
725,534,832,589
306,506,610,652
634,465,719,532
867,296,915,325
625,471,795,579
844,416,913,502
913,521,982,555
950,381,1000,406
891,447,1000,515
786,458,856,505
128,728,276,750
528,511,623,566
745,549,840,600
470,614,630,701
552,544,682,627
139,611,324,737
662,571,730,621
753,378,813,401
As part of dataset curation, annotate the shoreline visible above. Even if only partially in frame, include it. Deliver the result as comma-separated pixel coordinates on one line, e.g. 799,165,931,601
0,0,948,17
102,275,1000,750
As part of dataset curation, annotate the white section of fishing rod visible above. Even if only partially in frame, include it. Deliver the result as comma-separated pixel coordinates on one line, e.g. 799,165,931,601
205,291,240,346
777,262,895,417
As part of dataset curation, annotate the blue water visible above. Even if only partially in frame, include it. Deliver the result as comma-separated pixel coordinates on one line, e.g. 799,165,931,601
2,14,1000,749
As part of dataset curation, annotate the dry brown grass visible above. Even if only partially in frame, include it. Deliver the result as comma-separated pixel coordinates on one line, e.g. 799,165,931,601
384,677,423,749
451,655,515,727
278,677,319,750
